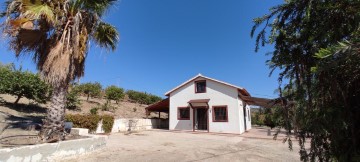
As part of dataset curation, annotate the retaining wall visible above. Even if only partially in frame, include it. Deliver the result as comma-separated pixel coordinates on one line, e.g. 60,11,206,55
96,118,169,133
0,135,107,162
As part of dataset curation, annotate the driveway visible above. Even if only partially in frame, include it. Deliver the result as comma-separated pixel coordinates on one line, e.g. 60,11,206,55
62,129,300,162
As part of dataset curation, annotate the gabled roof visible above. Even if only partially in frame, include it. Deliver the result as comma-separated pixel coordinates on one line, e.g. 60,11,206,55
165,74,251,96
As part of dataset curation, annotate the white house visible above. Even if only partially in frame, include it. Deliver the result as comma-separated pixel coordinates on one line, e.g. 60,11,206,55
146,74,252,134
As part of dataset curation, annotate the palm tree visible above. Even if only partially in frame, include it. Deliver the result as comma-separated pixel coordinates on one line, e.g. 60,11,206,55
1,0,119,141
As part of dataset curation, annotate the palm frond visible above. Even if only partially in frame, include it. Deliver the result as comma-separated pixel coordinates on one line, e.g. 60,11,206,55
82,0,117,16
22,0,55,24
93,22,119,51
9,18,31,28
10,28,46,56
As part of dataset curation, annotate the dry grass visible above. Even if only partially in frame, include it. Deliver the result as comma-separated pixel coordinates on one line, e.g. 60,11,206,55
0,94,166,119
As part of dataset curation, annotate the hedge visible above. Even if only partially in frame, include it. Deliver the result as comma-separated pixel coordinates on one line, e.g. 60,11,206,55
65,114,114,133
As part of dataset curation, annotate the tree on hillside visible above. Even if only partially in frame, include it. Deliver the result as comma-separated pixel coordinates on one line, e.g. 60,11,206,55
78,82,102,101
0,64,51,104
66,83,81,110
1,0,119,141
126,90,162,105
0,63,13,94
105,85,124,103
252,0,359,161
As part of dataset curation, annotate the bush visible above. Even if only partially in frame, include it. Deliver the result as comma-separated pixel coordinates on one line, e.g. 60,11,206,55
101,100,116,111
90,107,98,115
101,115,114,133
126,90,162,105
65,114,100,132
105,85,124,103
65,114,115,133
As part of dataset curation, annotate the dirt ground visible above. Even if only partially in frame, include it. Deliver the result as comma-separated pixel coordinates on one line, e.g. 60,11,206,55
61,130,301,162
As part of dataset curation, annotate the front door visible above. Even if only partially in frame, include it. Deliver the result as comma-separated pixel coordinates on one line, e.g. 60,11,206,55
194,108,208,131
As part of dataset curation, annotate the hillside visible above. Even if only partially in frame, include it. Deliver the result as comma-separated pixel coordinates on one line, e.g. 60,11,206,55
0,94,166,120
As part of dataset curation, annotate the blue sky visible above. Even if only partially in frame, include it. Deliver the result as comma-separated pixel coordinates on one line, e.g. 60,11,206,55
0,0,283,98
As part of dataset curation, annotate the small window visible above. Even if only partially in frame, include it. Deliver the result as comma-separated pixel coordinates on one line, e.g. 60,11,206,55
213,106,228,122
178,107,190,120
195,80,206,93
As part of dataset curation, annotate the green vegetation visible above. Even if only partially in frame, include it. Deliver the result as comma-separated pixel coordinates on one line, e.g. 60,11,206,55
252,0,360,161
65,114,114,133
1,0,119,141
78,82,102,101
0,63,51,104
90,107,99,115
251,108,265,126
101,115,115,133
100,100,116,111
65,114,100,133
65,84,82,110
126,90,162,105
105,85,125,103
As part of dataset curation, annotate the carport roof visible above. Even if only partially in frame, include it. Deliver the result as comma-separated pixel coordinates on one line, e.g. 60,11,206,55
145,98,169,112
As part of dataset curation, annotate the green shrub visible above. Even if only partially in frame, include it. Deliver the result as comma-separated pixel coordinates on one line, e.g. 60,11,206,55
101,100,116,111
101,115,114,133
65,114,100,132
65,114,115,134
90,107,98,115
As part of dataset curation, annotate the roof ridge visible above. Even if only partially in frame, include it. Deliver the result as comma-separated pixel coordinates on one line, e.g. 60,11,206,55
165,74,250,96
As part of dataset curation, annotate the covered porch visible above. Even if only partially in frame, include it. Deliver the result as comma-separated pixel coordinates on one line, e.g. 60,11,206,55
145,98,170,119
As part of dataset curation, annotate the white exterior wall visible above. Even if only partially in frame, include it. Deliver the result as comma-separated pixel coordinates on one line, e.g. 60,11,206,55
245,104,252,130
238,99,246,133
169,77,243,134
237,100,252,133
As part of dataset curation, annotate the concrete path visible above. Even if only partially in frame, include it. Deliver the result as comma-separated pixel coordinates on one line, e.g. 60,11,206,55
62,130,300,162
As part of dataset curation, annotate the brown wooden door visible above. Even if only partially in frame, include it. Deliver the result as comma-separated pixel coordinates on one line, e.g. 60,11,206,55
196,108,208,130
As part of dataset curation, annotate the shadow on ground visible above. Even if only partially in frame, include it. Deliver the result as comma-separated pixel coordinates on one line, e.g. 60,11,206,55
0,102,47,115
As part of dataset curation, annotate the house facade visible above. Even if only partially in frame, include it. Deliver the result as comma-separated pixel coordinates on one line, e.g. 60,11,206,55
165,74,252,134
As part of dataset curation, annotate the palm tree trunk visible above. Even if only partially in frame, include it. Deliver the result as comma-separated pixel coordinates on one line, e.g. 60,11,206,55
39,85,67,142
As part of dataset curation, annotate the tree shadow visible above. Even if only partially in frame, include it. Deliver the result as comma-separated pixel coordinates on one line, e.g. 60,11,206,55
0,112,43,133
1,102,47,114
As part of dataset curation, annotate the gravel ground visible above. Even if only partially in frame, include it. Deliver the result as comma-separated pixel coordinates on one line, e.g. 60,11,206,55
61,130,300,162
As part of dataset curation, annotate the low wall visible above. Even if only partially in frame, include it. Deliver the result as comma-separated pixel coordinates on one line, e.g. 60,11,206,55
96,118,169,133
0,135,107,162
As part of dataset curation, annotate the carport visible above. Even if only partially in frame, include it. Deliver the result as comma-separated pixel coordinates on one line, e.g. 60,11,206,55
145,98,169,118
